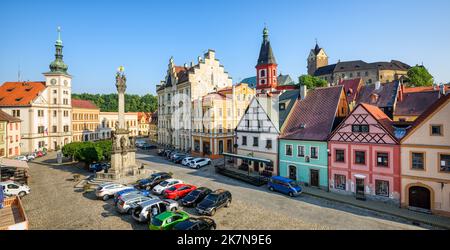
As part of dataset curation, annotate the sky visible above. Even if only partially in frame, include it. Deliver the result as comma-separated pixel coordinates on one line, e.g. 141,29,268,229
1,0,449,95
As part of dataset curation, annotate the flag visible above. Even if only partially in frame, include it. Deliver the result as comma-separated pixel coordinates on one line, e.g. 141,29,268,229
44,128,48,136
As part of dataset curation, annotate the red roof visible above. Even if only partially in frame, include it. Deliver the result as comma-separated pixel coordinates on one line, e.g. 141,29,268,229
137,112,151,121
339,78,362,103
359,103,395,136
404,85,450,93
0,81,46,106
72,99,98,109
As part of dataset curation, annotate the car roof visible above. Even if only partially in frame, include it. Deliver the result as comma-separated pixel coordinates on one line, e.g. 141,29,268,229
196,187,211,192
121,193,142,201
173,219,198,229
152,172,170,176
271,176,294,183
162,178,179,182
211,189,229,195
139,198,163,207
154,211,175,220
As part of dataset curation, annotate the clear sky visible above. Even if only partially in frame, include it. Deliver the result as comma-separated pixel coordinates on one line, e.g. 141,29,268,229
1,0,449,95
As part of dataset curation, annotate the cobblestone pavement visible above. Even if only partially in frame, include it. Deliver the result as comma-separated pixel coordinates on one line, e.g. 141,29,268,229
20,151,430,230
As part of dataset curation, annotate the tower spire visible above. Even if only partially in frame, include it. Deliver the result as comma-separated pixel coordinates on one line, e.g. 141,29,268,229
48,26,68,74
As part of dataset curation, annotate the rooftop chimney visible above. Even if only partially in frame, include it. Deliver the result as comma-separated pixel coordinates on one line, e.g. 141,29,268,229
300,84,307,100
439,84,446,98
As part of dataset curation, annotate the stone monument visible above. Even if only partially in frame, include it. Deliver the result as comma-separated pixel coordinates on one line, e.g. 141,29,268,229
96,66,140,180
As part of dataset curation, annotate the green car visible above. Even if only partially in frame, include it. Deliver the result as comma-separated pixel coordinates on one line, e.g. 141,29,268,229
149,211,190,230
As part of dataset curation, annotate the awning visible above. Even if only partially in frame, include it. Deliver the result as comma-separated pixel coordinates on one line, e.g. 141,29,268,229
354,174,366,179
221,152,272,164
0,158,29,169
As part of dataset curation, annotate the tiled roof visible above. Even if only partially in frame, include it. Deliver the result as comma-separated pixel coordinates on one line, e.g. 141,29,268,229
359,103,395,136
0,110,21,122
278,90,300,128
313,64,336,76
137,112,151,121
280,86,343,141
339,78,363,103
240,75,295,89
72,99,98,109
314,60,410,76
402,94,450,141
0,81,46,107
175,66,191,83
403,84,450,93
356,81,399,108
257,39,277,66
394,91,440,116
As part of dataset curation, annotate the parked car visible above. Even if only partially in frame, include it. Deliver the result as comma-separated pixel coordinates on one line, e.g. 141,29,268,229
195,189,232,216
163,184,197,200
152,179,183,195
173,217,216,230
170,153,185,161
113,187,140,203
131,198,179,223
136,172,172,190
26,154,35,161
116,194,154,214
164,150,173,158
95,183,130,201
149,211,190,230
172,154,187,163
15,156,28,162
0,181,30,197
180,187,212,207
35,151,44,158
141,143,157,150
115,189,154,204
188,158,212,169
157,149,166,156
268,176,302,197
89,162,110,172
181,157,195,166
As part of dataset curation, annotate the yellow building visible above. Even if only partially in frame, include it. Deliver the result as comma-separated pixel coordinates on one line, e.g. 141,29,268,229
192,83,255,159
137,112,151,136
72,99,100,142
400,94,450,217
0,110,22,158
148,111,158,142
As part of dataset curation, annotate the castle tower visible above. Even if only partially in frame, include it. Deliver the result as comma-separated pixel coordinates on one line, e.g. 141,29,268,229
255,26,278,94
307,41,328,76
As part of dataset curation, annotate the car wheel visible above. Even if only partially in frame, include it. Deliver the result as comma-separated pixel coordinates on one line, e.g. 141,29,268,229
102,194,110,201
18,191,26,197
288,192,294,197
225,200,231,207
269,186,274,191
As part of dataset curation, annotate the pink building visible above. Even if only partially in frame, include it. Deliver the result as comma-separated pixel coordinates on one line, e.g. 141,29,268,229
328,103,401,204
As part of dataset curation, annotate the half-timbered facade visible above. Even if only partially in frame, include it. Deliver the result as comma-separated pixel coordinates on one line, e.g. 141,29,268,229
328,103,401,204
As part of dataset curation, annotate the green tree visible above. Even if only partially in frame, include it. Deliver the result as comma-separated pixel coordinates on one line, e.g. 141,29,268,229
75,145,103,167
62,141,84,161
406,65,434,87
94,140,112,160
72,93,158,112
298,75,328,89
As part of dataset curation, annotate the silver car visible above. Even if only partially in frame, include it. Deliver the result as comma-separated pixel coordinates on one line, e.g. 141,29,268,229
131,198,179,223
95,183,130,201
116,194,154,214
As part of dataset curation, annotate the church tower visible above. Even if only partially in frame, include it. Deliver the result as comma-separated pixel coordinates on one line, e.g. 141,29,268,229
255,27,278,94
307,41,328,76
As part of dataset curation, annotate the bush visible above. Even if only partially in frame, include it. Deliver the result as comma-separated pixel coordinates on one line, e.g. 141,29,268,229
62,140,111,165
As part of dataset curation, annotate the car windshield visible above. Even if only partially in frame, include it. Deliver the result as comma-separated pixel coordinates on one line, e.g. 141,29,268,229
159,181,169,187
152,218,163,226
187,190,200,197
205,194,218,202
167,186,177,191
289,181,300,188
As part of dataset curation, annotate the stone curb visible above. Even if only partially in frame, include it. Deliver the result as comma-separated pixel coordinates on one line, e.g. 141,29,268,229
302,190,450,229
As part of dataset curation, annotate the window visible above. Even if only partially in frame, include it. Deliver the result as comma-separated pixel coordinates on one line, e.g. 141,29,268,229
260,69,266,77
334,174,346,190
411,152,425,170
355,151,366,164
15,135,18,142
350,73,353,77
266,139,272,149
253,137,259,147
311,147,318,159
365,71,369,76
245,119,250,128
279,103,286,110
285,145,293,156
53,98,57,104
375,180,389,197
440,154,450,172
64,111,69,117
352,125,369,133
297,146,305,157
52,126,57,133
430,125,443,136
64,125,69,132
53,110,57,117
242,136,247,146
357,72,361,77
38,126,45,133
38,110,44,117
260,79,265,85
335,149,345,162
377,152,389,167
63,98,68,105
12,110,20,117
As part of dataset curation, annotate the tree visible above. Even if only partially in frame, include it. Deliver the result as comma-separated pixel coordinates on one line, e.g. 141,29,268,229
406,65,434,87
94,140,112,160
62,141,84,161
71,93,158,113
298,75,328,89
75,145,103,167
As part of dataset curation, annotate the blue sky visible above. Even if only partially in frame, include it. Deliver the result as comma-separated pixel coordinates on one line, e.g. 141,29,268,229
1,0,449,95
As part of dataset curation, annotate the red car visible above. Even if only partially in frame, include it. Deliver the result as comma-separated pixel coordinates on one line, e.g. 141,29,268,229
163,184,197,200
35,151,44,157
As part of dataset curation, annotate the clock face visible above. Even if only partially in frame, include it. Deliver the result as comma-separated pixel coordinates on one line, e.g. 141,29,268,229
64,80,68,86
51,79,57,85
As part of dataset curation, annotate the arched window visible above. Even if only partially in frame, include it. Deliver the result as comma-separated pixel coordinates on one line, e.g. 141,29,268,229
260,69,266,77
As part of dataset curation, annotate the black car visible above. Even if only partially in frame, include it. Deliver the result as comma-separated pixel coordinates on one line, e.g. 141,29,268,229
180,187,212,207
195,189,231,216
157,149,165,156
173,217,216,230
141,143,157,150
173,154,188,164
136,172,172,190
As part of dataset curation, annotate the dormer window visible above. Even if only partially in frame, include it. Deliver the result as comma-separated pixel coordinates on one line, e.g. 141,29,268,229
279,103,286,110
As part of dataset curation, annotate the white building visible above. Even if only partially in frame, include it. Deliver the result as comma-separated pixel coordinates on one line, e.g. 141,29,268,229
0,28,72,153
156,49,233,151
99,112,139,138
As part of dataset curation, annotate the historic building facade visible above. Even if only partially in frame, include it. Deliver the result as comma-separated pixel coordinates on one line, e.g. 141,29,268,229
0,28,72,153
156,49,233,151
0,110,21,158
99,112,139,137
191,83,255,159
148,111,158,142
400,94,450,216
71,99,100,142
137,112,151,136
328,103,401,204
307,42,410,86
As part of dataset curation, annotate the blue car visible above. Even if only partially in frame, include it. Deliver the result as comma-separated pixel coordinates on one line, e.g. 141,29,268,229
267,176,302,197
89,162,111,172
113,188,151,204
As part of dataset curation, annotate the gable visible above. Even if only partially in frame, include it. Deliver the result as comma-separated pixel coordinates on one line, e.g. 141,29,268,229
329,105,397,144
236,96,279,134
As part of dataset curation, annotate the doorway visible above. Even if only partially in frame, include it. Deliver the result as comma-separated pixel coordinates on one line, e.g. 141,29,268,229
253,161,259,172
289,165,297,181
355,178,365,200
409,186,431,211
310,169,319,187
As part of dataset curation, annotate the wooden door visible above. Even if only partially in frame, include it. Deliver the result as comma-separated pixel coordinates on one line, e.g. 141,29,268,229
310,169,319,187
289,165,297,180
409,186,431,210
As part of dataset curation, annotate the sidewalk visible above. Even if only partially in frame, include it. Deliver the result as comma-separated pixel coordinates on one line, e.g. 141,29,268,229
302,186,450,229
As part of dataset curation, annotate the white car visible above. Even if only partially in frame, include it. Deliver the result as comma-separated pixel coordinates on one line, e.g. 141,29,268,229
152,178,183,195
181,157,195,166
26,154,35,161
0,181,30,197
95,183,130,201
15,156,28,162
188,158,212,169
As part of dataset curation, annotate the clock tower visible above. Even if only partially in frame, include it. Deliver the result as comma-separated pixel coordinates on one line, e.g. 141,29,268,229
255,26,278,94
